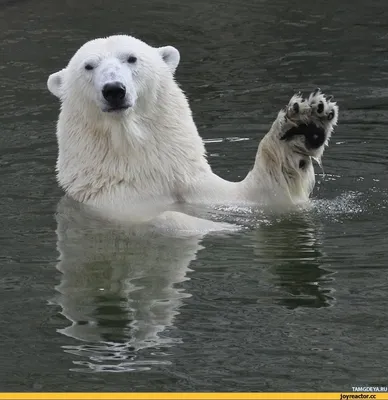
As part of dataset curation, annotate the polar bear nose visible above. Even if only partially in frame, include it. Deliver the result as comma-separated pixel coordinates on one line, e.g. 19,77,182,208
102,82,126,103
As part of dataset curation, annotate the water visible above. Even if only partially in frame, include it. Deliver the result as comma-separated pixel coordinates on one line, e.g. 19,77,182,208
0,0,388,392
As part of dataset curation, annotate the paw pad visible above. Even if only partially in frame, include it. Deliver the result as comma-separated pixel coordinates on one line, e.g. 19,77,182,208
279,88,339,144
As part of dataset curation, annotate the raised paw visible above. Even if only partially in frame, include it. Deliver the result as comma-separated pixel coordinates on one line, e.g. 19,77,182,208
276,88,339,155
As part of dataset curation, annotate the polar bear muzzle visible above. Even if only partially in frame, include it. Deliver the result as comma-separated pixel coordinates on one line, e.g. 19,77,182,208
102,81,129,112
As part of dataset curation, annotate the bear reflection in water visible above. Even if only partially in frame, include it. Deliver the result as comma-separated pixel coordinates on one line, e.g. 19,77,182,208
54,197,203,372
250,213,335,309
54,197,335,372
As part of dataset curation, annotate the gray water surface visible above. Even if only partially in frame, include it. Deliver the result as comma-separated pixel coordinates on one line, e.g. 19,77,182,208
0,0,388,392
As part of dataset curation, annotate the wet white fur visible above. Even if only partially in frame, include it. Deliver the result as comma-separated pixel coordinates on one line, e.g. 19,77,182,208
47,35,338,233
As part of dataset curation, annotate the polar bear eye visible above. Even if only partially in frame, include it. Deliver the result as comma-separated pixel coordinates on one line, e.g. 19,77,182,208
127,56,137,64
84,64,94,71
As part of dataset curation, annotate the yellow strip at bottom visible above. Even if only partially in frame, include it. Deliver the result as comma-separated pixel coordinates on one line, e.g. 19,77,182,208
0,393,387,400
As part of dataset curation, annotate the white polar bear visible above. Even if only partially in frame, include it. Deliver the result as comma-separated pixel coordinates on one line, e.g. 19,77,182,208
47,35,339,232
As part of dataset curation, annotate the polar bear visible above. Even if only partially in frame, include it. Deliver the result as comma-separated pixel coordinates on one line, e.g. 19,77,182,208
47,35,339,232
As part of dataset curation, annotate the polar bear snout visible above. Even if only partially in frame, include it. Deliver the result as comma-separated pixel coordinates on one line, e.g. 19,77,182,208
100,79,134,112
102,82,128,111
94,58,137,113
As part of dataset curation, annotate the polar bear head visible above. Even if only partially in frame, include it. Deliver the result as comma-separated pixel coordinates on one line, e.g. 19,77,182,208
47,35,180,115
46,35,209,206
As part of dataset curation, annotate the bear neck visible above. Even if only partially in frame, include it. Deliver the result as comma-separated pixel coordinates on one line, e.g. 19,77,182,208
56,81,211,205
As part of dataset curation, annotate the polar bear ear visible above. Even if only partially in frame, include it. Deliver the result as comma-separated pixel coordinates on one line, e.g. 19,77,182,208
158,46,180,74
47,68,66,99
